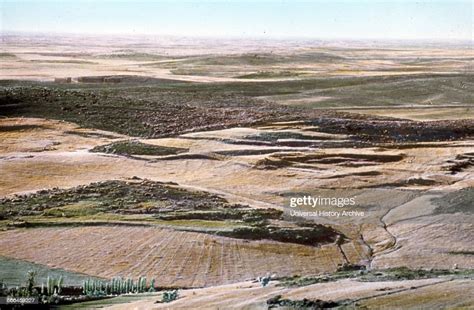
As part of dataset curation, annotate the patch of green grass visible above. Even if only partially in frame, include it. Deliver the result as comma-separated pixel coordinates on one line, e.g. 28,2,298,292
95,52,167,61
287,74,473,108
448,251,474,255
278,269,360,287
165,52,344,68
154,208,282,222
0,256,103,287
170,68,215,76
0,124,46,132
157,219,242,230
7,215,242,232
28,60,96,64
42,201,102,218
358,267,474,282
236,71,306,79
0,53,17,58
63,130,120,139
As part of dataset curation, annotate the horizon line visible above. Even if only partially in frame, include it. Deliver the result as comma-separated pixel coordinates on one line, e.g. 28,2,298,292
2,30,472,44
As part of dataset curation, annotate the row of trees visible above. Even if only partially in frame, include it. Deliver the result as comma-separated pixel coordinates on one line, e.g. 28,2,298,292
82,277,155,296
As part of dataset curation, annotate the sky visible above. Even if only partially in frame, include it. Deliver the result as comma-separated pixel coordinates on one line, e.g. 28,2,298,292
1,0,472,40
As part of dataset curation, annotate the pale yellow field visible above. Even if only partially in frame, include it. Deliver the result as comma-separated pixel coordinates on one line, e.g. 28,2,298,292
0,226,368,287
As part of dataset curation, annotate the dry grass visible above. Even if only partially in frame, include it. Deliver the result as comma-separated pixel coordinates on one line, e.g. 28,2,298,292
99,278,470,309
0,226,367,287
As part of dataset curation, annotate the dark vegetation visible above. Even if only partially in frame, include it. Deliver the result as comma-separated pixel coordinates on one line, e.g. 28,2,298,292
448,251,474,255
304,118,474,143
90,140,188,157
236,70,306,79
255,152,405,170
246,131,330,142
1,77,472,143
154,208,281,222
63,130,119,139
216,224,340,247
0,84,300,138
0,124,47,132
95,52,169,60
266,295,341,309
0,73,472,101
0,179,230,219
443,152,474,174
159,290,179,303
158,52,344,68
278,267,474,288
432,188,474,214
0,52,17,58
225,121,474,150
293,74,474,108
0,179,343,247
75,75,183,84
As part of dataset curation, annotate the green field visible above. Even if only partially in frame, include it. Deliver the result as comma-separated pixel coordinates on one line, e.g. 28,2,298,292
0,256,103,287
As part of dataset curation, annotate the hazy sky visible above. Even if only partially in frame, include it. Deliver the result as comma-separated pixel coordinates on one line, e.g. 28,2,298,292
1,0,472,40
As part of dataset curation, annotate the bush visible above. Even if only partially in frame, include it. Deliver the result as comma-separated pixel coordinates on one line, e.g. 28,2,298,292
162,290,178,303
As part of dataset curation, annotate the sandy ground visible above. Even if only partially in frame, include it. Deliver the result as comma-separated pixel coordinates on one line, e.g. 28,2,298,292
372,213,474,270
99,277,473,309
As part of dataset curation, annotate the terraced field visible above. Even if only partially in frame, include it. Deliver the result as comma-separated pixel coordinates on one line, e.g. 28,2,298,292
0,226,366,287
